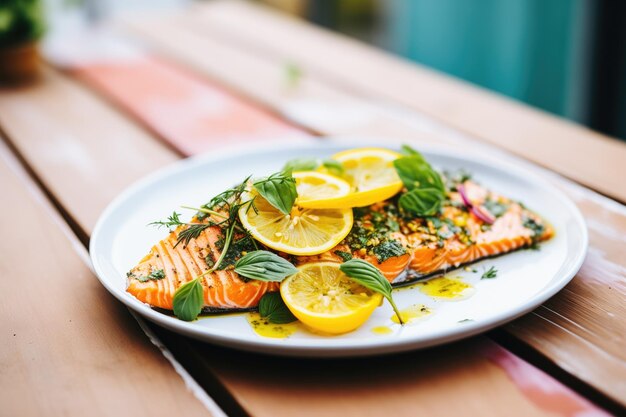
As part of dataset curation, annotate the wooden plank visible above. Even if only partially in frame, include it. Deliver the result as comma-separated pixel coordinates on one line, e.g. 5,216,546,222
118,11,626,405
183,0,626,203
71,55,309,156
0,67,178,234
0,63,607,416
0,140,213,416
185,337,607,417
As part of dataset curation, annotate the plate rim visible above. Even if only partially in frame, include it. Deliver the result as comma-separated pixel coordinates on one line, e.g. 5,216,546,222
90,139,588,357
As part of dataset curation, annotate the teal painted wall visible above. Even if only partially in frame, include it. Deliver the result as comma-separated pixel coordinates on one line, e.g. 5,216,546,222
381,0,593,123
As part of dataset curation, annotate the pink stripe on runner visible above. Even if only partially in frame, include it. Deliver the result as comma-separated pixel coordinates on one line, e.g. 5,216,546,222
481,341,610,417
71,55,309,156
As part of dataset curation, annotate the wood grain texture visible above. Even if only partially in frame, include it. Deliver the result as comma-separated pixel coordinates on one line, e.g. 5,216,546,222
72,55,308,156
181,0,626,203
0,140,212,417
189,337,605,417
0,68,178,233
118,8,626,404
0,64,606,416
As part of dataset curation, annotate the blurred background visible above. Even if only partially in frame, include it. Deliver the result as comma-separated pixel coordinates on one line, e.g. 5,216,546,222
4,0,625,140
260,0,626,141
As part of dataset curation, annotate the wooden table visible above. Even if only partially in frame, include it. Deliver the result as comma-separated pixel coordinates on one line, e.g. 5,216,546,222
1,1,624,416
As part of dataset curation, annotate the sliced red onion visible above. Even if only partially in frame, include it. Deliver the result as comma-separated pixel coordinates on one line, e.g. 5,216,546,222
471,205,496,225
457,183,495,225
457,184,473,208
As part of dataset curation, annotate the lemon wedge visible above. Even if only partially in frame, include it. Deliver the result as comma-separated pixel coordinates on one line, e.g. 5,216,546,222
293,171,351,206
238,184,353,256
298,147,403,208
280,262,383,334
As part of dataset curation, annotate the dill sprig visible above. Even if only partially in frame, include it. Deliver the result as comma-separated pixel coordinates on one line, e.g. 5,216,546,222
481,266,498,279
149,212,213,248
152,169,296,324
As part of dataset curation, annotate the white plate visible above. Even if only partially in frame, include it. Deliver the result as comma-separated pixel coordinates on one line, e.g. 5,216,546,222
90,140,587,357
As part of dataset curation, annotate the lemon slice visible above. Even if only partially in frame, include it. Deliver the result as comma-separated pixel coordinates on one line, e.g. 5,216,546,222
299,147,403,208
293,171,351,206
280,262,383,334
239,187,353,256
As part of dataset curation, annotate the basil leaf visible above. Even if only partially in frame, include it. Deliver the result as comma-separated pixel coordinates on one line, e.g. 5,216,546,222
258,292,297,324
339,259,404,324
321,159,344,176
399,188,444,216
393,156,445,193
234,250,298,282
283,158,318,172
254,172,298,215
400,144,427,163
173,278,204,321
282,158,344,177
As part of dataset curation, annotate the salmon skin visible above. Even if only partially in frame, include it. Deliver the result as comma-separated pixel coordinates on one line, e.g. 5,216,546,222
126,178,552,311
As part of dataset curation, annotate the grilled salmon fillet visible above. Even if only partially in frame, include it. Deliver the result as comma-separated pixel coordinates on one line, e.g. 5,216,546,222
126,179,552,311
126,220,278,312
403,180,552,280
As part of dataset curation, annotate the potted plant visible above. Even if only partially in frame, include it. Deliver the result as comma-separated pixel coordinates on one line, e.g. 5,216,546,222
0,0,45,84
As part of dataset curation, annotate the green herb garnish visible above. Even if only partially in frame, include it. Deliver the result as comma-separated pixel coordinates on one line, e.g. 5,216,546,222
398,188,444,217
481,266,498,279
394,157,446,194
150,212,212,248
339,259,404,324
148,269,165,280
522,216,545,238
234,250,298,282
258,292,297,324
172,278,204,321
393,145,446,217
253,171,297,215
372,240,406,263
483,200,509,218
129,269,166,283
282,158,344,177
333,250,353,262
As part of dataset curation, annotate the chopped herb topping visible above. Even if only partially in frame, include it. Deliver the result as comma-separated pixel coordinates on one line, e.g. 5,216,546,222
204,250,216,269
130,268,166,283
483,199,509,218
523,216,545,239
372,240,407,263
334,250,353,262
481,266,498,279
344,202,408,260
216,234,257,270
443,169,472,191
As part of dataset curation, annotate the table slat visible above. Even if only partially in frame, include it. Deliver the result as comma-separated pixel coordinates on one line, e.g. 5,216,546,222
0,68,178,234
0,140,212,417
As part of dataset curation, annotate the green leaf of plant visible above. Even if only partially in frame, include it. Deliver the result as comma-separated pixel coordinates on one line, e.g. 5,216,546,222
254,172,298,215
393,156,445,193
399,188,444,216
283,158,319,172
339,259,404,324
321,159,344,176
172,278,204,321
282,158,344,177
258,292,297,324
400,144,427,163
234,250,298,282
